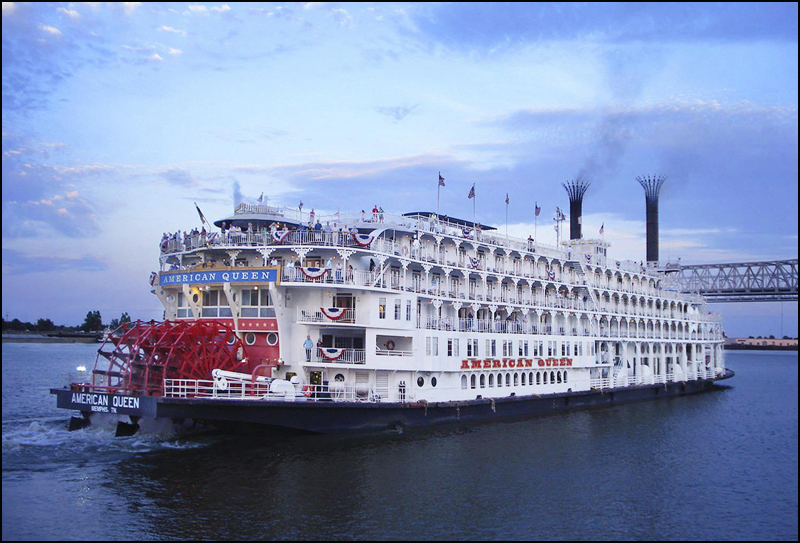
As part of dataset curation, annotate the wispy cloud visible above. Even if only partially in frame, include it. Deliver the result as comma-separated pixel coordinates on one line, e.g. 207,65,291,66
375,104,420,122
2,248,108,275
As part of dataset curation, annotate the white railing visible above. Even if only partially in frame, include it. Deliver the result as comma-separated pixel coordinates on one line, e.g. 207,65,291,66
313,348,366,364
375,349,414,357
296,307,369,325
163,379,402,403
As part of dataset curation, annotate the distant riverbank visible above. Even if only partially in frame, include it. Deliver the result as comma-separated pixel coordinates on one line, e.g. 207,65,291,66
2,333,100,344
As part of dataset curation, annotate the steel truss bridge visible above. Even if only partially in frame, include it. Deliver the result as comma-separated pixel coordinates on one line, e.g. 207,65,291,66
664,259,798,302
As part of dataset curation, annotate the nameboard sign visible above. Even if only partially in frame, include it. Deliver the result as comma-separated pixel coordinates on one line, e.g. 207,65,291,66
160,267,279,286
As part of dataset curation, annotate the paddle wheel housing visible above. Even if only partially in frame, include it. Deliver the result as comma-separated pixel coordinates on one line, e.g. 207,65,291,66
91,320,250,395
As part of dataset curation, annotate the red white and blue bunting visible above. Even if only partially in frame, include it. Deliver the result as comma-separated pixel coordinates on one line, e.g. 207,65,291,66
320,307,347,321
300,267,328,279
470,256,481,269
351,232,374,247
320,347,345,361
585,254,592,263
149,272,157,286
548,268,556,280
272,230,291,243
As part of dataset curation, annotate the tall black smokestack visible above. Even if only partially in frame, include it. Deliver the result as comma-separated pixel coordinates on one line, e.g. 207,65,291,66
562,179,591,240
636,174,667,262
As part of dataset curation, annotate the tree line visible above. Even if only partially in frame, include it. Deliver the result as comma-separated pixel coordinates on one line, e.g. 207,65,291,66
2,311,132,333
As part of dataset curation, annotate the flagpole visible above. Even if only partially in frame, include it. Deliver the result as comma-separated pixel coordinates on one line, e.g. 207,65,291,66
505,197,509,241
437,183,440,216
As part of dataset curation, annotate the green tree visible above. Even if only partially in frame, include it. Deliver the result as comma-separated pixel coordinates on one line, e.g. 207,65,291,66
36,318,55,332
109,312,132,330
82,310,102,332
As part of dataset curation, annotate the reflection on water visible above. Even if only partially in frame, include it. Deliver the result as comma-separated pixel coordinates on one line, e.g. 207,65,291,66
2,344,798,540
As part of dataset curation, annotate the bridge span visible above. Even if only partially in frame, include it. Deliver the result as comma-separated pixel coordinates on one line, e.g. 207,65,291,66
663,259,798,303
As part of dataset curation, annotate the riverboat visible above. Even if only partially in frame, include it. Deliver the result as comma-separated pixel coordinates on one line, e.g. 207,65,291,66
52,202,732,435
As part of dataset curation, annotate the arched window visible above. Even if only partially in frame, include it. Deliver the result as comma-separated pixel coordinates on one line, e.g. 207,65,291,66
505,373,510,386
514,373,519,386
497,372,503,387
488,374,494,387
461,375,467,389
480,374,486,388
557,372,562,383
536,372,541,385
470,374,476,389
529,371,534,384
544,372,548,384
550,371,555,383
521,373,526,386
563,371,568,383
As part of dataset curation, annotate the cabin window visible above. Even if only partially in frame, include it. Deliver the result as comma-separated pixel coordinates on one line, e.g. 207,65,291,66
379,297,386,319
470,375,476,389
480,374,486,388
461,375,467,389
394,299,401,320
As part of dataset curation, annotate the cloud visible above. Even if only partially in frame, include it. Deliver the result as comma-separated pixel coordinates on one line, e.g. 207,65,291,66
121,2,141,16
375,104,420,122
157,25,187,37
2,248,108,275
149,53,163,62
399,3,799,53
211,4,231,14
167,47,182,56
156,167,200,186
56,7,80,19
40,24,62,37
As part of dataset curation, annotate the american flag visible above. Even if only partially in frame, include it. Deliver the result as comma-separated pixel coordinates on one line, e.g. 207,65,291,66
194,202,207,225
535,202,541,217
505,193,509,205
299,201,304,211
257,192,263,203
599,222,604,235
438,172,445,187
468,184,475,199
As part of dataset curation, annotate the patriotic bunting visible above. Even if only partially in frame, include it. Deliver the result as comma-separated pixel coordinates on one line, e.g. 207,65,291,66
300,267,328,279
320,348,345,361
272,230,291,243
351,232,374,247
320,307,347,321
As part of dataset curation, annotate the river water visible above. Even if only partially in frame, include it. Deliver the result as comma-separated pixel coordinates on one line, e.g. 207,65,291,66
2,343,797,540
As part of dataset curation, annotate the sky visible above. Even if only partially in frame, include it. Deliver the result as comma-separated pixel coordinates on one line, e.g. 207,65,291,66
2,2,798,337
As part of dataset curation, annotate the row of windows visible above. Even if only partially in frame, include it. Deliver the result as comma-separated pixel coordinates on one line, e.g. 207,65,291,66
460,370,568,389
379,298,413,321
427,337,596,358
176,289,275,318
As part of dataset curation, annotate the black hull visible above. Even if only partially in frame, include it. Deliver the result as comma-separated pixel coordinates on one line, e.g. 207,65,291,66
52,369,734,435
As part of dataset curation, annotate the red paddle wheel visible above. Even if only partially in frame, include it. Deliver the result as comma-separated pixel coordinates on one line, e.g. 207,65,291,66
91,320,249,395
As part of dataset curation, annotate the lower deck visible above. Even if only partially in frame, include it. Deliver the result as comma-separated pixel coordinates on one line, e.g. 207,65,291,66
52,369,734,435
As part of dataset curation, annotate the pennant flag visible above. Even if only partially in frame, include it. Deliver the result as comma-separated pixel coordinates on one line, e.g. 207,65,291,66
438,172,445,187
258,192,263,203
468,184,475,199
599,223,604,235
505,193,509,205
535,202,541,217
194,202,208,225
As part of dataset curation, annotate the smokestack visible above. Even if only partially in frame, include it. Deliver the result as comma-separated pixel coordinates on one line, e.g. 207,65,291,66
636,174,667,263
562,179,591,240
